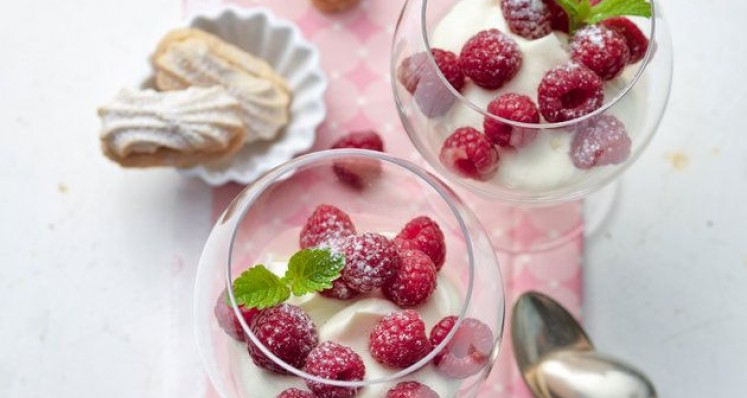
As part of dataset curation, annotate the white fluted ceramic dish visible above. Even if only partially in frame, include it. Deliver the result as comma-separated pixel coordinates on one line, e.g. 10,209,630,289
171,7,327,185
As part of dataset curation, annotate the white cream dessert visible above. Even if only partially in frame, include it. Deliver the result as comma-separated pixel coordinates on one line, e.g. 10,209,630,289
232,260,463,397
429,0,645,191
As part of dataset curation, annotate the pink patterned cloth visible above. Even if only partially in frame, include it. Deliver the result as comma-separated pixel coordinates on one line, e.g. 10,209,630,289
193,0,584,396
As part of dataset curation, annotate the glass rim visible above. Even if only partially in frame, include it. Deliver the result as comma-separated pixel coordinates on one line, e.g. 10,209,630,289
224,149,496,388
412,0,659,130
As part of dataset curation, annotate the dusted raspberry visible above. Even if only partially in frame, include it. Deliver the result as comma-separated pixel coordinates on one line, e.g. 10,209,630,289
601,17,649,64
570,25,630,80
370,310,433,368
331,131,385,189
484,93,540,149
501,0,553,40
439,127,499,181
277,388,316,398
304,341,365,398
399,49,465,118
430,316,494,379
214,290,259,342
340,233,401,293
537,62,604,123
383,250,438,308
247,304,319,374
386,381,440,398
543,0,569,32
459,29,522,90
394,216,446,270
398,49,465,94
319,278,360,300
300,204,356,250
570,114,631,169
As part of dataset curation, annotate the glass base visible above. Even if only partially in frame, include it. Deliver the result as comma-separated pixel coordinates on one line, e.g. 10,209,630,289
456,182,619,255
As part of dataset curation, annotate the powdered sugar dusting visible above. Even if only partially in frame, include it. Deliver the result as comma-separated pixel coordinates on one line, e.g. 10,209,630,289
501,0,552,40
571,115,631,169
340,233,400,293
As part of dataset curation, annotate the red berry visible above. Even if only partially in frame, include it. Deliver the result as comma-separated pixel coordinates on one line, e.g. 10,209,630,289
430,316,494,379
398,49,465,94
543,0,569,32
398,49,465,118
277,388,315,398
501,0,553,40
247,304,319,374
214,290,259,342
370,310,433,368
484,93,540,149
320,278,360,300
538,62,604,123
394,216,446,270
331,131,385,189
601,17,649,64
459,29,522,90
570,114,631,169
383,250,438,308
341,233,401,293
304,341,365,398
439,127,499,181
570,25,630,80
300,204,356,250
386,381,440,398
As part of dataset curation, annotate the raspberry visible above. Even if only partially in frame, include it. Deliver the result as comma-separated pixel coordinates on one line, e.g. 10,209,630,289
484,93,540,149
247,304,318,374
537,62,604,123
370,310,433,368
398,49,465,94
570,25,630,80
459,29,522,90
439,127,499,181
214,290,259,342
386,381,440,398
601,17,649,64
300,204,356,250
340,233,401,293
501,0,553,40
277,388,315,398
543,0,569,32
430,316,494,379
570,114,631,169
319,278,360,300
331,131,385,189
394,216,446,270
398,49,465,118
383,250,438,308
304,341,365,398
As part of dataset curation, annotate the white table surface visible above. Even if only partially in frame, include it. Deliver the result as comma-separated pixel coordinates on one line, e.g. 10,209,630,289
1,0,745,396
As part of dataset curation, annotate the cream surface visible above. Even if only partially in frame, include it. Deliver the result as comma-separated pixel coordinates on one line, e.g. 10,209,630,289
430,0,643,191
232,260,463,397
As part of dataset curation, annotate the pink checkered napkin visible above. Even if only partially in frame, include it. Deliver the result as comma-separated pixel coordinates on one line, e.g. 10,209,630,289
195,1,585,396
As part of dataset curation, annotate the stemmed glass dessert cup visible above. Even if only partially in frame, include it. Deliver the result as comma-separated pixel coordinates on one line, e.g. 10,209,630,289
194,149,506,398
391,0,673,248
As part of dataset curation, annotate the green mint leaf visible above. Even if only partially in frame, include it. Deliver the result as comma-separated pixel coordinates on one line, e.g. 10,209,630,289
231,264,290,310
282,248,345,296
587,0,652,25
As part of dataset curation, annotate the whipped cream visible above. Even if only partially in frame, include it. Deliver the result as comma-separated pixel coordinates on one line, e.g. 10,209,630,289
431,0,644,191
232,260,463,397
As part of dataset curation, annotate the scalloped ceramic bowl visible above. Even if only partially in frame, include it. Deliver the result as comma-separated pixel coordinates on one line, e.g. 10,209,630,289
173,7,327,185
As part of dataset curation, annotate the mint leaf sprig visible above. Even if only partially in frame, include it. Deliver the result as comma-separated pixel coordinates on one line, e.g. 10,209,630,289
228,248,345,310
555,0,652,34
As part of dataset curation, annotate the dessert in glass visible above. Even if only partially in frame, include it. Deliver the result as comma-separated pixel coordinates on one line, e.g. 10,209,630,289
391,0,673,235
194,150,505,397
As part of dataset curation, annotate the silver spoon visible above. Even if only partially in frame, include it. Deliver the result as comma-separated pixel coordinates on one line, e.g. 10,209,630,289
512,291,657,398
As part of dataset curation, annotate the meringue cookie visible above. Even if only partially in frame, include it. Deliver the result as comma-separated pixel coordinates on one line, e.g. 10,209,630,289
98,86,247,168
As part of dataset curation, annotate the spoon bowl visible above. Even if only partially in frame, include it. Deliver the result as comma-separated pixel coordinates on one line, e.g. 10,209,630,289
512,292,657,398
